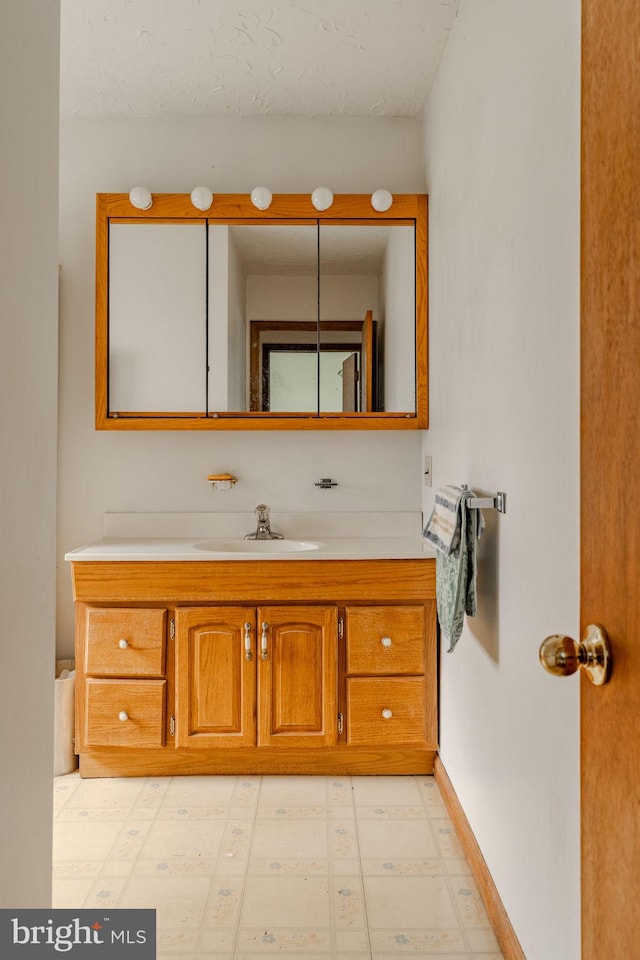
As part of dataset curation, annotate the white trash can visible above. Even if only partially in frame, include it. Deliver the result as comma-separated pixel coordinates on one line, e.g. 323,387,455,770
54,659,78,776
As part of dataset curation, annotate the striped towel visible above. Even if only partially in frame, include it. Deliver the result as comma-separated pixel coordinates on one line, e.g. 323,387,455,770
422,485,467,555
424,486,486,652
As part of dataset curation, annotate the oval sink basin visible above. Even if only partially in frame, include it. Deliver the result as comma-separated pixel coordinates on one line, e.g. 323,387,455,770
193,538,323,553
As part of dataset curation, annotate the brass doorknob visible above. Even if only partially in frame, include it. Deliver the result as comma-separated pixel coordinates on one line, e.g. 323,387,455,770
539,624,611,685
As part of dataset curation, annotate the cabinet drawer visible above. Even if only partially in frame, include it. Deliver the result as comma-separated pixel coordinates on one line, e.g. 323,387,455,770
346,677,426,745
85,679,166,748
85,607,166,676
345,606,425,675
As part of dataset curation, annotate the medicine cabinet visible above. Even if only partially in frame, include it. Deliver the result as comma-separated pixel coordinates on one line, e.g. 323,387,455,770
95,193,428,430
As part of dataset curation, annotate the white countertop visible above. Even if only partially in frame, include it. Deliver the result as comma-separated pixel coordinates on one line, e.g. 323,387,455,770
64,512,435,562
65,536,435,562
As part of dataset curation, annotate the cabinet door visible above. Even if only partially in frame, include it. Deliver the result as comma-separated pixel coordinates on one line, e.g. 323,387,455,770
257,606,337,747
175,607,256,748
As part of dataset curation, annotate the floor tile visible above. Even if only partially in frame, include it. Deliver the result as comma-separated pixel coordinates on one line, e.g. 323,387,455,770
250,818,328,860
140,818,226,860
82,875,129,908
466,928,502,950
369,929,468,954
449,876,492,928
161,776,238,807
52,878,96,908
357,818,439,860
119,876,211,928
53,818,126,861
52,774,505,960
202,877,244,929
64,776,146,808
332,877,366,928
364,876,458,928
429,819,466,859
236,927,332,953
352,776,423,807
240,876,331,927
258,776,330,807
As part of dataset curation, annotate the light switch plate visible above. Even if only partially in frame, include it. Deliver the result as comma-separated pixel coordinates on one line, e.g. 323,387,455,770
424,455,432,487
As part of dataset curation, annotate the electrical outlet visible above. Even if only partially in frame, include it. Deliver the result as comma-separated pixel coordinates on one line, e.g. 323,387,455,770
423,455,432,487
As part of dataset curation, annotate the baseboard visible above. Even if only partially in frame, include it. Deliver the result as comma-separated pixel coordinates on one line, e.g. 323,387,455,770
434,755,527,960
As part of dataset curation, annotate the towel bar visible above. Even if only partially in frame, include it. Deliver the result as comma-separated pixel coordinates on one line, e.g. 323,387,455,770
461,486,507,514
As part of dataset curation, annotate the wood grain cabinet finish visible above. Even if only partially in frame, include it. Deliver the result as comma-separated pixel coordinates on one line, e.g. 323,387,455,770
346,678,426,746
175,606,337,750
84,678,166,748
70,558,437,777
344,603,435,748
175,607,256,748
257,606,337,748
84,607,166,676
345,605,426,675
78,606,169,752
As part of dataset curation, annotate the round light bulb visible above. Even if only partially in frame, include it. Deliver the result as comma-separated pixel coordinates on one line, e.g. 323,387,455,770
371,189,393,212
311,187,334,211
251,186,273,210
128,186,153,210
190,186,213,211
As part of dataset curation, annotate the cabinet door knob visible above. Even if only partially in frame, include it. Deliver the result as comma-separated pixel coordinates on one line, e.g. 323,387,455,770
261,622,269,660
381,636,392,647
118,639,129,649
244,622,253,661
381,708,393,719
118,711,129,722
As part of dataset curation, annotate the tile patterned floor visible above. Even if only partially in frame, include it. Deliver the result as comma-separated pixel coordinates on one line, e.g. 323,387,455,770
53,774,504,959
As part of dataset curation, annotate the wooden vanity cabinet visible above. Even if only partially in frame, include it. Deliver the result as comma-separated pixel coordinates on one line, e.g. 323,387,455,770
70,558,436,777
175,605,337,749
77,606,168,751
344,604,434,747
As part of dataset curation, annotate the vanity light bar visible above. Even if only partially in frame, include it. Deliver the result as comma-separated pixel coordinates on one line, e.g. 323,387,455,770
166,186,394,212
130,187,395,213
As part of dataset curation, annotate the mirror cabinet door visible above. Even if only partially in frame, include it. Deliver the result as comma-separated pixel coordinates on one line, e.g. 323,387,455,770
228,223,319,414
108,222,207,415
318,223,416,415
96,194,427,429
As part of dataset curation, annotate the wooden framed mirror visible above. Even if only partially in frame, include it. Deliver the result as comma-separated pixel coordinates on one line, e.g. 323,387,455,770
95,193,428,430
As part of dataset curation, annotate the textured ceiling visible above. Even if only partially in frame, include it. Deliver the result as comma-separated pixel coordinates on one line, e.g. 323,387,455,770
60,0,458,119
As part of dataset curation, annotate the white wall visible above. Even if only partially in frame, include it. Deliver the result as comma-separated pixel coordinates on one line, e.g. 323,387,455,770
423,2,580,958
57,117,425,651
0,0,59,907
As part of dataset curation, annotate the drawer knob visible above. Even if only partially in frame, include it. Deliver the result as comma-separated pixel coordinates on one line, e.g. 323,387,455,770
118,639,129,649
118,711,129,722
381,708,393,719
381,636,392,647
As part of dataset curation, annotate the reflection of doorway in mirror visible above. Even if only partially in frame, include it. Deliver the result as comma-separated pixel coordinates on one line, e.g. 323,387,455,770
265,346,359,412
250,320,367,412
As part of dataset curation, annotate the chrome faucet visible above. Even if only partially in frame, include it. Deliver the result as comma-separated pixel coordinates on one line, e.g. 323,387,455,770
244,504,284,541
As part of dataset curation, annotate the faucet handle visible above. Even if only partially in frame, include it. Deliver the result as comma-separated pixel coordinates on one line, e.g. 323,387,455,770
255,504,269,520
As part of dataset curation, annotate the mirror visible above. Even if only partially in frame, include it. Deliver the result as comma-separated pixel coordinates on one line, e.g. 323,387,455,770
96,194,427,429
